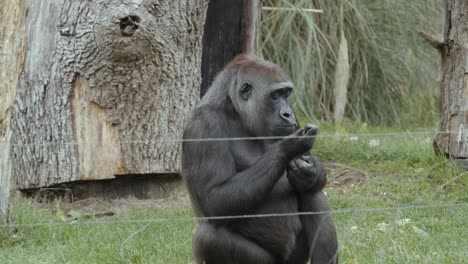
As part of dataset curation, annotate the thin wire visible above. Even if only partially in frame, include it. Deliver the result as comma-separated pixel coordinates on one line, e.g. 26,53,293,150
1,203,465,229
262,7,324,13
4,130,463,147
120,221,153,262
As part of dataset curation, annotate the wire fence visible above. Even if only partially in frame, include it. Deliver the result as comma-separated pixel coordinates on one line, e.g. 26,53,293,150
1,129,464,146
1,129,467,263
0,203,466,229
1,129,466,226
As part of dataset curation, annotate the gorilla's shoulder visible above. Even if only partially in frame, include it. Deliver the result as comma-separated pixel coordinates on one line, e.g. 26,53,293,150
184,105,230,139
190,104,226,124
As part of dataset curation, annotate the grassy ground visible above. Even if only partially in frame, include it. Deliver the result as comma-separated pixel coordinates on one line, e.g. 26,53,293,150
0,124,467,263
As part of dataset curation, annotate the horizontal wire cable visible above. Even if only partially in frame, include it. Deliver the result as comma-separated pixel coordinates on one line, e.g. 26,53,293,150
0,131,465,228
1,130,463,147
1,203,465,229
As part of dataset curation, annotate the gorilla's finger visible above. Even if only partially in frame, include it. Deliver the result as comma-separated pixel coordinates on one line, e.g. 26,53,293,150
289,160,308,181
304,126,318,137
293,159,314,175
287,168,309,186
299,155,314,164
309,156,325,172
295,128,305,136
285,128,304,139
294,158,313,168
304,124,318,134
289,159,301,173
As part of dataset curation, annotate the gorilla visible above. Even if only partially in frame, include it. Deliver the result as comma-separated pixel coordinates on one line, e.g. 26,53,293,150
182,54,338,264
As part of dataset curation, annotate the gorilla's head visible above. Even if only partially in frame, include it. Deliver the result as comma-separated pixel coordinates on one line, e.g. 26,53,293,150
201,54,298,137
230,55,297,137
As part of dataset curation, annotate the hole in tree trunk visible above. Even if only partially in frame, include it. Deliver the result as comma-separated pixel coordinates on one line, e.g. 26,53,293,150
119,15,141,36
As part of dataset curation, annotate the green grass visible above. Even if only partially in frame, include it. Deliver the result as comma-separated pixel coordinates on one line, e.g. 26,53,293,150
1,125,467,263
0,205,196,264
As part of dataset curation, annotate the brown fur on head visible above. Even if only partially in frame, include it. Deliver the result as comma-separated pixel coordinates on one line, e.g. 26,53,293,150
226,54,290,84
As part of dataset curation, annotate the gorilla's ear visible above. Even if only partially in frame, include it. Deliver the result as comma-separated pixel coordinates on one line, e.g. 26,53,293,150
239,82,252,100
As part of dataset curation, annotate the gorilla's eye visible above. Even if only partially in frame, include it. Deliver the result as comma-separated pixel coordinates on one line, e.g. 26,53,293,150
271,92,281,100
240,83,252,94
271,89,292,101
239,83,252,100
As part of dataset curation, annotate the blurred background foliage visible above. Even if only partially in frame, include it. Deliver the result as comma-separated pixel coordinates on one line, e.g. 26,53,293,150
260,0,444,127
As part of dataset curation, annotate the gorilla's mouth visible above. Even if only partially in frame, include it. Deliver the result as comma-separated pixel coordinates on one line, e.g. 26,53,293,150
275,124,297,135
278,124,297,129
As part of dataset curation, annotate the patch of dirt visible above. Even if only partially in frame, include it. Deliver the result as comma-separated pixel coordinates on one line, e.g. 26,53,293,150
37,193,191,218
325,162,369,187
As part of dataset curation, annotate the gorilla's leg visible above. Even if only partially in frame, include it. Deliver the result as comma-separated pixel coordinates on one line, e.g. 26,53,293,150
308,213,339,264
193,222,276,264
285,231,309,264
299,192,339,264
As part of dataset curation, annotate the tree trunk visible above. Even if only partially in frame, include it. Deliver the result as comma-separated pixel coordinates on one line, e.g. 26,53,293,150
433,0,468,161
0,0,28,221
7,0,207,190
200,0,261,96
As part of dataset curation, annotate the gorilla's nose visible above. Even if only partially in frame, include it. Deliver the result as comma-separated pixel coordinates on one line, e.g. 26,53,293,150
280,109,296,123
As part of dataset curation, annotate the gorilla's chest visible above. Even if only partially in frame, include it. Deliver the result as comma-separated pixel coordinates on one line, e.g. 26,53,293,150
230,141,302,258
230,140,270,171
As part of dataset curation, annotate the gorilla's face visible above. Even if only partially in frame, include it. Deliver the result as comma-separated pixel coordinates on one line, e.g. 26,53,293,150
264,83,297,137
231,60,297,137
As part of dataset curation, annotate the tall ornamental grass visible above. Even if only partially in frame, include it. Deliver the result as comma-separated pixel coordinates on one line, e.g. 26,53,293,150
260,0,443,126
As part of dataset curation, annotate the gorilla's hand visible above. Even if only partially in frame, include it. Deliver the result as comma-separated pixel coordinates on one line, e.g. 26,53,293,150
287,155,327,193
279,124,318,159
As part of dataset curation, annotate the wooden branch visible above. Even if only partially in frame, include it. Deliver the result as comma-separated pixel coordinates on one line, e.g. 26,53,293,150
244,0,261,54
201,0,262,96
418,31,446,50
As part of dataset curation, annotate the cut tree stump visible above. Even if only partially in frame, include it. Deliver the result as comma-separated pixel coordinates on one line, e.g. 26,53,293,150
0,0,28,221
7,0,208,190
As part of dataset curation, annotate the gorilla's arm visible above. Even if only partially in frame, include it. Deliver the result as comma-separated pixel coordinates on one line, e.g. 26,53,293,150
298,192,338,263
182,110,290,217
287,156,339,263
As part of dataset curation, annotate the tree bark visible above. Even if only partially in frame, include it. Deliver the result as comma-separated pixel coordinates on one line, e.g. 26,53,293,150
0,0,28,221
7,0,207,190
200,0,261,96
433,0,468,160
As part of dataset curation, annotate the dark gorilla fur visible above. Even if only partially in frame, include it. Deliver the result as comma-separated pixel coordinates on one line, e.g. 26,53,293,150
182,54,338,264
